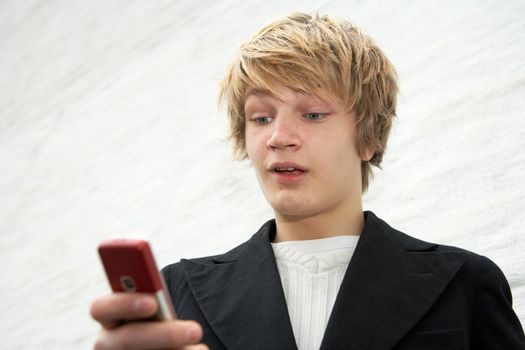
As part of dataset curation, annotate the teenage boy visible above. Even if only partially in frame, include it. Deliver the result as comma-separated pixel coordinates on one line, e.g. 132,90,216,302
91,13,525,350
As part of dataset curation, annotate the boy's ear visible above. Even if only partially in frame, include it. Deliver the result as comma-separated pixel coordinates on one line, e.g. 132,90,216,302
360,147,375,161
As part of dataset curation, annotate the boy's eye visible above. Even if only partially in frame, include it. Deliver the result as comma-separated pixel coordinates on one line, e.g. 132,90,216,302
304,113,326,121
254,116,273,124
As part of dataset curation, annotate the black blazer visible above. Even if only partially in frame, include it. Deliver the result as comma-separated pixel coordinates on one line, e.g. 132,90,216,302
162,212,525,349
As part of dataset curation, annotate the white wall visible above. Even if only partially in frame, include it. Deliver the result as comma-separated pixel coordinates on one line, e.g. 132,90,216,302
1,1,524,348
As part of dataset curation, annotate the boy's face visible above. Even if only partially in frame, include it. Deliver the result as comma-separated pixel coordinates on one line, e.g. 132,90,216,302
244,85,365,220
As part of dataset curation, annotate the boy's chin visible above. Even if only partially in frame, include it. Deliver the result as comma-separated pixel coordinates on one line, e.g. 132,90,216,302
270,201,321,220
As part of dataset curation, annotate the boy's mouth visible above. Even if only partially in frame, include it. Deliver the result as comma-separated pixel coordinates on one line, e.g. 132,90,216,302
270,162,307,173
274,167,304,174
269,163,308,184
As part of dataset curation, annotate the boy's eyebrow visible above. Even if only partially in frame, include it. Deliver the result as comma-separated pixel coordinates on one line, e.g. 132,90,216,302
244,88,287,106
244,88,335,110
245,88,312,102
245,88,274,99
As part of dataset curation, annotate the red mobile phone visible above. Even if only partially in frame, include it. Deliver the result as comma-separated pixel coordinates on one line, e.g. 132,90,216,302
98,238,176,321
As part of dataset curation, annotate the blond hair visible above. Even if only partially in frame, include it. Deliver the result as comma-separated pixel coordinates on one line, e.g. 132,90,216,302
219,13,398,192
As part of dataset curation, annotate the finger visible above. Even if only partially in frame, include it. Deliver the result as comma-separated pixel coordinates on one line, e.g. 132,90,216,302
90,293,157,329
184,345,209,350
94,320,203,350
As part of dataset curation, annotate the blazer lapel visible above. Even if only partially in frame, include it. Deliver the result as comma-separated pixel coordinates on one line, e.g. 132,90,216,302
182,221,297,350
320,212,466,350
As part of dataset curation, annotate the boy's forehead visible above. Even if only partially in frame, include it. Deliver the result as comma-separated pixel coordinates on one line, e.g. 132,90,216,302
244,86,332,104
244,87,274,98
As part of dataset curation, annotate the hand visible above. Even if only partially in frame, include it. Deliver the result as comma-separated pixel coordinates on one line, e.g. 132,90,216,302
91,293,208,350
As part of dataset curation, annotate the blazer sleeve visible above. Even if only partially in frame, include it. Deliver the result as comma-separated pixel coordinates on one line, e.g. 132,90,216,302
471,255,525,349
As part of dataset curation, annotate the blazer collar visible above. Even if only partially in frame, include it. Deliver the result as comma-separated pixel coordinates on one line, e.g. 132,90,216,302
181,220,297,350
182,212,466,350
320,212,465,349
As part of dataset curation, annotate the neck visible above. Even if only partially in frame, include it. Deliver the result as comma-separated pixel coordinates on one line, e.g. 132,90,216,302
273,204,365,242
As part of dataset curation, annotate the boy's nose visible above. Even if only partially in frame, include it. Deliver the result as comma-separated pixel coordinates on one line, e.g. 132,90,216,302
266,116,301,150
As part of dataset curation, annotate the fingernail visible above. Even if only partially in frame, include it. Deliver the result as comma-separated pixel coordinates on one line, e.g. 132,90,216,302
185,324,202,342
132,297,153,313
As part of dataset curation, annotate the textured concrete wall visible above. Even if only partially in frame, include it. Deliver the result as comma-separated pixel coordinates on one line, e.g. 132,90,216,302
1,1,524,348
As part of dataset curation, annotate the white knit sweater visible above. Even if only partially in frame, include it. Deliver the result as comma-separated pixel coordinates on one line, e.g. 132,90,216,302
271,235,360,350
